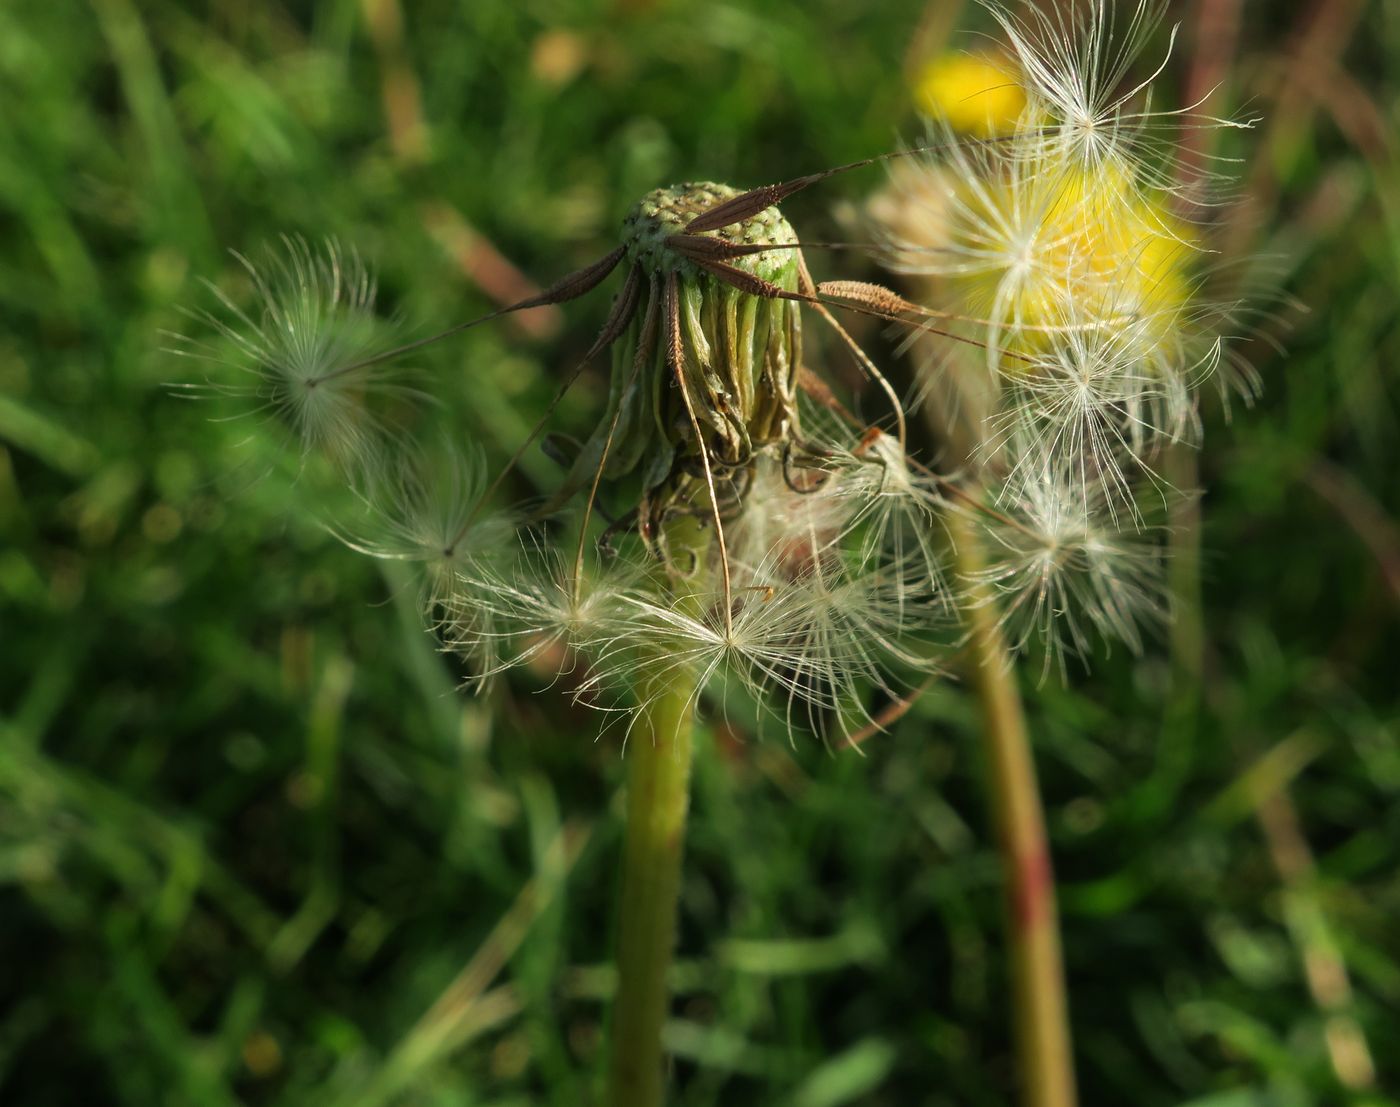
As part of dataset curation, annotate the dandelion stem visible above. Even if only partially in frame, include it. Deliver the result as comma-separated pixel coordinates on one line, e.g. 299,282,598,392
950,507,1077,1107
604,519,708,1107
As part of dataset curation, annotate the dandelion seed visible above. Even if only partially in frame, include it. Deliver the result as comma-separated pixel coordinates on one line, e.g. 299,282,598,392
968,468,1166,677
454,541,650,682
984,0,1251,198
333,440,514,612
169,236,421,475
976,304,1187,519
825,428,951,601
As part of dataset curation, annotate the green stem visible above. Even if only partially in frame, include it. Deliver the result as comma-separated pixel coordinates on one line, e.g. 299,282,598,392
950,509,1078,1107
604,522,707,1107
604,680,696,1106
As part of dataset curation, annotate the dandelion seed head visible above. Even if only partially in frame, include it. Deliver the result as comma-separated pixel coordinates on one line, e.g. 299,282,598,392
566,180,809,560
622,182,798,284
869,1,1253,546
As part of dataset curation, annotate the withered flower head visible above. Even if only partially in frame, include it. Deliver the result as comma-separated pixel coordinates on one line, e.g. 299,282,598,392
547,181,807,565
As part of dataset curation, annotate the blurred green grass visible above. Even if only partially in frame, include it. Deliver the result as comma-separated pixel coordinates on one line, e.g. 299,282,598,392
1,1,1398,1104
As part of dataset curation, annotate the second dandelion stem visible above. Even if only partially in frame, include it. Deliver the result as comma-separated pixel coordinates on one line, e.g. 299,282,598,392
951,509,1077,1107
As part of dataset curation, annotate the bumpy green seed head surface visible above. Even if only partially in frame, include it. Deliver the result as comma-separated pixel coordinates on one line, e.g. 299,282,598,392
622,182,799,283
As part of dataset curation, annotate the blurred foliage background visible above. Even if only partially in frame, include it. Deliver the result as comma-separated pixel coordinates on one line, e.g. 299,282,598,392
1,0,1398,1104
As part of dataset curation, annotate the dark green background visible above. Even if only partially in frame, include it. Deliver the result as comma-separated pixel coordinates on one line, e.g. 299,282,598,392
2,1,1397,1104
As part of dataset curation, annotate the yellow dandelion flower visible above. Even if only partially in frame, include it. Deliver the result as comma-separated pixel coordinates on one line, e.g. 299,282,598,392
914,53,1025,137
